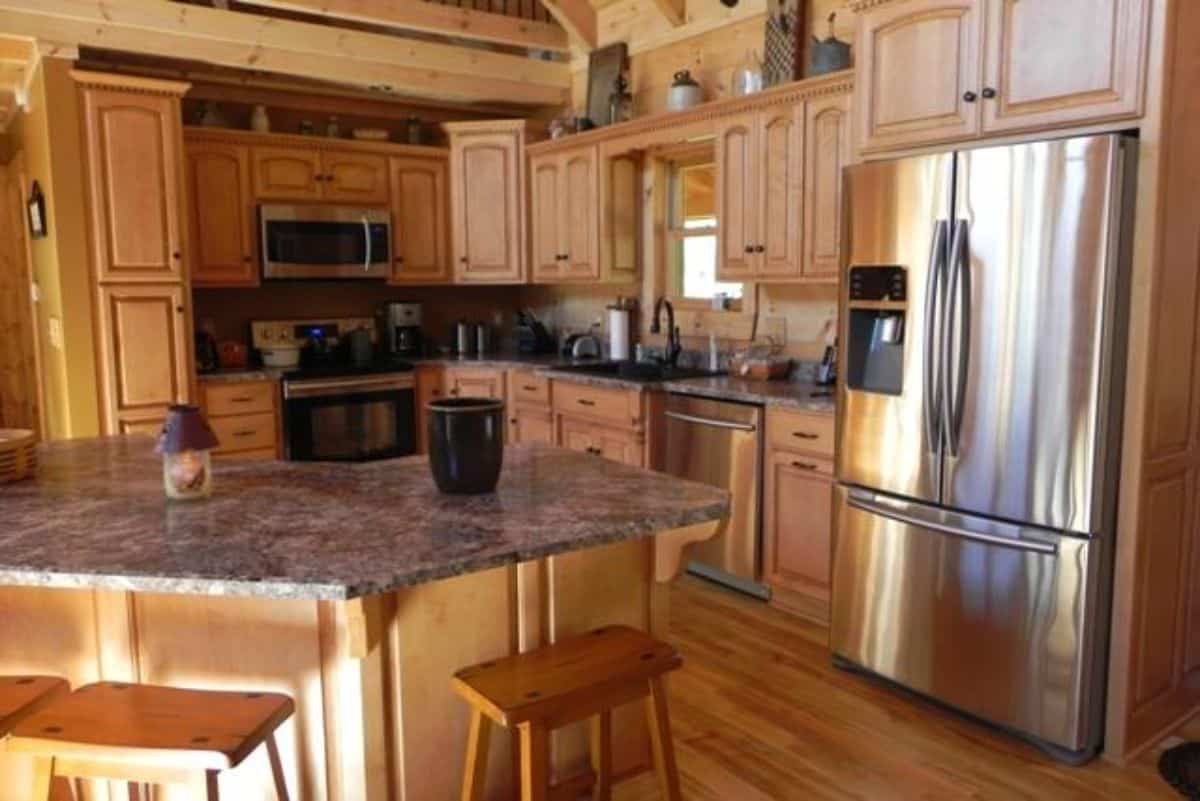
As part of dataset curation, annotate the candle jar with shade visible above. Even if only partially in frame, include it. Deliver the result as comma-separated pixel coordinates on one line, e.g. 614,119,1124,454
158,405,220,501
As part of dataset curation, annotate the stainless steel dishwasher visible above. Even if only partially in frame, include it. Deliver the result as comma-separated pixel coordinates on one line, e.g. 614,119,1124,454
662,394,767,598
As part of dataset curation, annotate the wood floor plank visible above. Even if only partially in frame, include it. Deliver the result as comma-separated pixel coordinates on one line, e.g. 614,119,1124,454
612,576,1188,801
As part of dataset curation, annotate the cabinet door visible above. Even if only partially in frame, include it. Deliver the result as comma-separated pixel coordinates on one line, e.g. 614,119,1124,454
95,284,191,436
561,148,599,280
856,0,984,153
803,94,851,280
982,0,1148,133
448,368,505,400
252,146,322,201
764,449,834,621
529,152,563,282
593,424,643,467
451,133,523,283
389,156,450,284
322,151,390,204
757,105,803,279
510,406,554,446
599,151,641,283
415,366,447,454
715,113,759,280
558,415,598,455
79,88,184,283
185,140,257,287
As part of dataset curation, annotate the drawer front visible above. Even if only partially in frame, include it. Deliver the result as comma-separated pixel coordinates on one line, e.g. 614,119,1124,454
211,412,277,453
510,370,551,407
552,381,641,428
205,381,276,417
767,408,835,458
216,447,276,461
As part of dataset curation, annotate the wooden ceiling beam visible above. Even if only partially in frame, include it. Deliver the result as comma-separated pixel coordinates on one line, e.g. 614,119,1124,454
651,0,686,27
539,0,597,50
236,0,571,54
0,34,35,64
0,0,571,106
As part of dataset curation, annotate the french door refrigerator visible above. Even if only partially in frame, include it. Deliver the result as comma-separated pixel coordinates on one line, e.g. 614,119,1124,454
831,134,1136,763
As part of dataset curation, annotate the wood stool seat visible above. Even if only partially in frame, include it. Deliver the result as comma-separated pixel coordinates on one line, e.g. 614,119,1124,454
8,682,295,800
0,676,69,735
453,625,683,801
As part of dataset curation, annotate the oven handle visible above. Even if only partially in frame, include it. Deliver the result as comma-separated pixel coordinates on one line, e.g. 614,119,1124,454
284,375,414,399
362,215,372,273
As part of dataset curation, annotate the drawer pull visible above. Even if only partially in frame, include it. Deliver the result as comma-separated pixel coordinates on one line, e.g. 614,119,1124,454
577,399,596,407
232,430,258,438
522,385,539,392
792,431,819,440
229,396,254,403
791,461,818,471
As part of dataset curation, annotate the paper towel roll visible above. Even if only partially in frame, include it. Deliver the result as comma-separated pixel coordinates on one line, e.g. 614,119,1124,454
608,308,631,360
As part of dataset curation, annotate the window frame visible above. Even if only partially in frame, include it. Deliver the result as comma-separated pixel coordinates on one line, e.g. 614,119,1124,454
665,154,744,312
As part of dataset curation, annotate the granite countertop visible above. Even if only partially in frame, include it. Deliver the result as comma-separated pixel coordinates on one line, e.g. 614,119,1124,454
0,438,728,601
661,376,836,415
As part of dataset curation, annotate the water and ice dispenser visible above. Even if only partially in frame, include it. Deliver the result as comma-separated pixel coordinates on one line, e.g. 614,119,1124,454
845,266,907,396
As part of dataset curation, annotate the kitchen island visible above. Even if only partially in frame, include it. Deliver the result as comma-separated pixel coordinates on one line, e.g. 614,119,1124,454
0,438,728,801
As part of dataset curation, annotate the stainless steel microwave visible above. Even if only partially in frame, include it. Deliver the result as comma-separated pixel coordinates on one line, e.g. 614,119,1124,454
260,204,391,279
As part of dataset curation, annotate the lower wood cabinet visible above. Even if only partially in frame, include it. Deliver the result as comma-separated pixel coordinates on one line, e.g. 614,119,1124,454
507,369,553,445
415,365,508,453
762,408,836,624
552,380,645,468
558,415,642,466
201,380,281,460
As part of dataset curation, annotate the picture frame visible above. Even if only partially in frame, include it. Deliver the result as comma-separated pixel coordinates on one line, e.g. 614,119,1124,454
586,42,628,127
27,180,46,240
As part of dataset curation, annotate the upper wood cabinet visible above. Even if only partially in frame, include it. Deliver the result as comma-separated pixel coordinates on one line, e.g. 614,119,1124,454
803,93,852,279
388,156,450,284
758,104,804,279
854,0,1149,153
530,146,600,283
78,83,186,283
599,150,642,284
184,137,257,287
95,283,191,436
715,113,759,280
446,120,529,284
251,146,389,204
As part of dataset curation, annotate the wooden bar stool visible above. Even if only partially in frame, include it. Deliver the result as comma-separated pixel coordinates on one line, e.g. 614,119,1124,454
1,676,70,737
453,625,683,801
7,682,295,800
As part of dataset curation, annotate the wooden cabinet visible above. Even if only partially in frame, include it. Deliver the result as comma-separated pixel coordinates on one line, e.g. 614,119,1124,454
446,121,528,284
447,367,506,401
94,284,191,436
598,150,642,284
251,146,389,203
389,156,450,284
530,152,563,281
981,0,1149,133
763,408,836,624
415,365,447,455
758,105,803,278
202,380,280,460
184,137,257,287
854,0,1149,153
507,369,553,446
557,416,641,466
803,93,852,279
715,113,759,280
552,379,645,468
78,82,186,283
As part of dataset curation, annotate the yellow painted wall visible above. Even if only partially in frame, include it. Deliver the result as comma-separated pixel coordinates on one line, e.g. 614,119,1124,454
6,57,99,440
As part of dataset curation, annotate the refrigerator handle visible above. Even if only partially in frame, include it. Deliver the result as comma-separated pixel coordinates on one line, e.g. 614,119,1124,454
942,219,971,457
923,220,949,456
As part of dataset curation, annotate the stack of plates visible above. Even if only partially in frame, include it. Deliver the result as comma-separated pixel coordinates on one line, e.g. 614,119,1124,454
0,429,37,484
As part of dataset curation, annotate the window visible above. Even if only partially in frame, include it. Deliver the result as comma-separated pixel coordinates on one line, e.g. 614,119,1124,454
669,161,743,304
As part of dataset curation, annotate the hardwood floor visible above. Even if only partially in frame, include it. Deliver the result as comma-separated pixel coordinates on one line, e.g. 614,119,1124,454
614,575,1189,801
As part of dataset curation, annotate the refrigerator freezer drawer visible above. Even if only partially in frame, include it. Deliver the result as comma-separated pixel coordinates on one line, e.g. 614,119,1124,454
830,485,1106,755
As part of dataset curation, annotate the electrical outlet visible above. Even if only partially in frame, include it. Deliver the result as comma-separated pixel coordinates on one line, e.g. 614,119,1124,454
48,317,63,350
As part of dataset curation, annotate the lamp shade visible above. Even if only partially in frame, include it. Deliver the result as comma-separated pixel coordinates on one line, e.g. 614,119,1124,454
158,405,220,454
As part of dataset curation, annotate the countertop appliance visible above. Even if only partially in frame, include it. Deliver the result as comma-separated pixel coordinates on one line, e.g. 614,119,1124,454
384,302,423,357
260,204,390,280
833,134,1136,763
253,318,415,461
515,309,556,354
662,395,766,597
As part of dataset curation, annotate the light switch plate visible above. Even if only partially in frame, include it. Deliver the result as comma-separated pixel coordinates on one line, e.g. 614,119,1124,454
48,317,63,349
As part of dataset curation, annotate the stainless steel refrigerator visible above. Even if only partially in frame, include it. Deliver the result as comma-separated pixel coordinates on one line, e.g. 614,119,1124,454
831,134,1136,763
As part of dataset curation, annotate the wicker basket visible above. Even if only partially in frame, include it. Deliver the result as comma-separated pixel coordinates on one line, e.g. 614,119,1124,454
0,429,37,484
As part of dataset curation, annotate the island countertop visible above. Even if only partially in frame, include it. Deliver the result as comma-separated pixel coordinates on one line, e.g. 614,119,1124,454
0,437,728,601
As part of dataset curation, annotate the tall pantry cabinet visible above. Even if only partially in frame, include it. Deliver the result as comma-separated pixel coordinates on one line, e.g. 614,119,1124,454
73,71,194,436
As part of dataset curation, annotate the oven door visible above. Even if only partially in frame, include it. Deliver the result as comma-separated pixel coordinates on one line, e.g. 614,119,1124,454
283,374,415,461
261,204,391,279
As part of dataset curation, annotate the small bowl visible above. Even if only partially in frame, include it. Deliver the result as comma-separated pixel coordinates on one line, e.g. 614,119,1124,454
260,346,301,368
427,398,505,494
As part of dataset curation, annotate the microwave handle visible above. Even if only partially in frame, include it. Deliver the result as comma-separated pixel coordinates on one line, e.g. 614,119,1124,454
362,215,371,273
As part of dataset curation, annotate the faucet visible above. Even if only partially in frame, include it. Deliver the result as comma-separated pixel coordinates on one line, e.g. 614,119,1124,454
649,297,682,367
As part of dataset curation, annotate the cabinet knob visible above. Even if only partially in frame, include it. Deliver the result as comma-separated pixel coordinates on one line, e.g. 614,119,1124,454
963,91,978,103
754,245,764,253
744,245,753,254
395,257,404,264
242,256,252,263
460,257,468,264
981,87,997,99
172,251,182,259
175,305,185,313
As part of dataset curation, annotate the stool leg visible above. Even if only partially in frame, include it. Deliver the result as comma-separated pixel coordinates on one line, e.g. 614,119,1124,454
517,721,549,801
460,708,492,801
646,677,681,801
590,711,612,801
192,771,220,801
266,733,291,801
31,757,54,801
127,782,142,801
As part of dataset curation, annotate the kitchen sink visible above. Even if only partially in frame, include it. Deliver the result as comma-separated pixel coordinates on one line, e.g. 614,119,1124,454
551,360,722,383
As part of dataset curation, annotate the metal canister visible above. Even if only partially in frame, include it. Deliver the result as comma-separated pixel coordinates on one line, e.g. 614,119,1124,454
455,320,476,355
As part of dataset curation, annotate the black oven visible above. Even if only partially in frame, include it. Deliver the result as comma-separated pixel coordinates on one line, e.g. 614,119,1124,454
282,373,416,462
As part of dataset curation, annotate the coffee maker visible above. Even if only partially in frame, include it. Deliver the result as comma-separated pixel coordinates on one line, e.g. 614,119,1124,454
383,302,423,357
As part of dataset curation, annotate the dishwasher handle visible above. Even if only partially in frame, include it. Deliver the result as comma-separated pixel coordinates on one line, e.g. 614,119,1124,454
664,410,757,432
